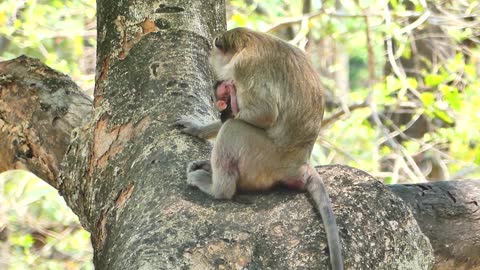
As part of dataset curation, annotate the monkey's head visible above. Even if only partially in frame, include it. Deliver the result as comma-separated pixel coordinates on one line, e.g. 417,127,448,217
209,28,260,81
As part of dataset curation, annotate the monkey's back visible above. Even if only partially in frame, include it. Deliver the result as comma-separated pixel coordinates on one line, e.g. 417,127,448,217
232,29,325,150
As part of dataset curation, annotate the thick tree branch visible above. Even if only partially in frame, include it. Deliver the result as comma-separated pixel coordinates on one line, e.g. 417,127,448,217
390,180,480,270
0,56,92,187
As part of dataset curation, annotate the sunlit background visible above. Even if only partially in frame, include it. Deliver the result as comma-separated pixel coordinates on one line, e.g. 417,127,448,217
1,0,479,268
0,171,93,269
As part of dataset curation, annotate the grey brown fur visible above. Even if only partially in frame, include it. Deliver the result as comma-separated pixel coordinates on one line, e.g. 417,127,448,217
176,28,343,270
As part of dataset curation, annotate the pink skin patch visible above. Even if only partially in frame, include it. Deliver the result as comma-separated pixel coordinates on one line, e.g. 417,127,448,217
282,165,309,190
215,80,238,114
283,179,306,190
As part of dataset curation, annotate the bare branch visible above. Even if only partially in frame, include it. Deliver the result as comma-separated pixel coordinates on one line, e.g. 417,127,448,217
0,56,92,187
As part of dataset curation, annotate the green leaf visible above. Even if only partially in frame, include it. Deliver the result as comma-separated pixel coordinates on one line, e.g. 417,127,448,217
402,44,411,59
404,141,420,152
390,0,398,9
386,75,403,93
11,234,34,249
384,177,394,185
439,85,461,111
230,13,249,27
420,92,435,107
475,151,480,165
424,74,444,87
465,64,477,80
407,77,418,90
434,109,454,124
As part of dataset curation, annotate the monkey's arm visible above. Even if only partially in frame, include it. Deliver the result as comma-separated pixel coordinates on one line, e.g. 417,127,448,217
175,117,222,140
235,93,278,129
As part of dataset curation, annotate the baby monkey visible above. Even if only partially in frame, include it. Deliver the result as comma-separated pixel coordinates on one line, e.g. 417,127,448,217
176,28,343,270
214,80,236,122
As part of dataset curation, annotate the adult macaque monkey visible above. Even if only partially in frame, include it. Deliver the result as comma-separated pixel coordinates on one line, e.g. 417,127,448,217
176,28,343,270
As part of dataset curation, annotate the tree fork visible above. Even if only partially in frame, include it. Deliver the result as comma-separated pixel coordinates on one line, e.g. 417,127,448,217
0,55,436,269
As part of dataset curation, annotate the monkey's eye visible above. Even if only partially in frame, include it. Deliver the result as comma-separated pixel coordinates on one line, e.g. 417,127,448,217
214,37,225,50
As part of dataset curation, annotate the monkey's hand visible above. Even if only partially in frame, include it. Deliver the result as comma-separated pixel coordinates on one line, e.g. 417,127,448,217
174,117,222,140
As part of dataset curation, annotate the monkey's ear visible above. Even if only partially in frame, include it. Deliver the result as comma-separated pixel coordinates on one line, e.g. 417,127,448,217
214,37,225,51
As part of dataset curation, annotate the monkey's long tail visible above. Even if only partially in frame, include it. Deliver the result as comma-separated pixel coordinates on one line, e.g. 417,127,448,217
307,168,344,270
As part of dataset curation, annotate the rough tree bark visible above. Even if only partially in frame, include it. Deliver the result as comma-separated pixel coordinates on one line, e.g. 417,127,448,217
0,56,92,187
390,181,480,270
0,1,477,269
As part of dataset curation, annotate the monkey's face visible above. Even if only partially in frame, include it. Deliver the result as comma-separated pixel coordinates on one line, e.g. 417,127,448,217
209,28,250,81
209,35,235,81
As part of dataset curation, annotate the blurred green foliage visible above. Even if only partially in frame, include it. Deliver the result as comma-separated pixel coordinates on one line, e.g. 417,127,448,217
0,0,479,267
0,1,95,267
0,171,93,269
0,0,96,91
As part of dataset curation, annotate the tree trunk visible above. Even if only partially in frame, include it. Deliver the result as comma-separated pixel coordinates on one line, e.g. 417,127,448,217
0,1,456,269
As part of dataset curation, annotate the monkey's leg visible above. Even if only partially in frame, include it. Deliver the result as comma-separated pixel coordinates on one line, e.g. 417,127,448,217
304,165,344,270
210,140,238,199
187,118,281,199
210,119,272,199
210,119,290,199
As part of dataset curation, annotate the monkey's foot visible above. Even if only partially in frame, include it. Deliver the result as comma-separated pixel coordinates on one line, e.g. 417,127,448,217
186,160,212,187
187,169,212,187
187,160,212,173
